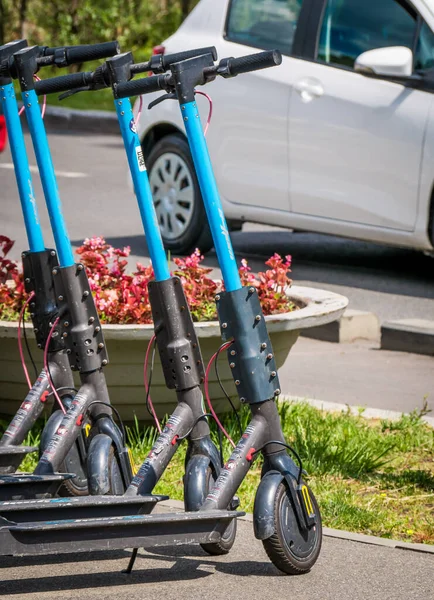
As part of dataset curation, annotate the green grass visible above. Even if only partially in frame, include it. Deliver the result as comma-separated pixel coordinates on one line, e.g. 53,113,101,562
7,401,434,544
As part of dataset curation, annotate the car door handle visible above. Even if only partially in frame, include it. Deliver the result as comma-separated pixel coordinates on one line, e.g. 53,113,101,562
294,78,324,102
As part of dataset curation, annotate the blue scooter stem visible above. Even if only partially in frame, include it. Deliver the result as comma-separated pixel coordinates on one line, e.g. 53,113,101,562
115,99,171,282
0,83,45,253
20,90,74,267
181,101,241,292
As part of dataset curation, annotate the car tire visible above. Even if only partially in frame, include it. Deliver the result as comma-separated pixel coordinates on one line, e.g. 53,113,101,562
146,133,214,255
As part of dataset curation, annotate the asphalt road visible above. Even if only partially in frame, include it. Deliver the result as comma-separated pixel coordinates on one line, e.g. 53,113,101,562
1,505,432,600
1,130,433,414
2,130,434,324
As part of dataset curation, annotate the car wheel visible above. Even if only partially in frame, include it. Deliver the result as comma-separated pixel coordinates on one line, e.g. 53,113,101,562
146,133,213,255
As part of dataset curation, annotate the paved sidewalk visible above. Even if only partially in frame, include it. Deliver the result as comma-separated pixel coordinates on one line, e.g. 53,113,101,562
279,337,433,415
1,505,432,600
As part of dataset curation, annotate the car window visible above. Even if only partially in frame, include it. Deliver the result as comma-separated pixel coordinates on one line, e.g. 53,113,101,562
415,21,434,71
317,0,417,69
226,0,303,56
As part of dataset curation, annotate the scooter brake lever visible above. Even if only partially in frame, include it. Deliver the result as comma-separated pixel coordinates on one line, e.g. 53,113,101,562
58,87,89,101
148,92,177,110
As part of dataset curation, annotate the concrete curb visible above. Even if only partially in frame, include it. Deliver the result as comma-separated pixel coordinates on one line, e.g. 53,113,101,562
33,104,119,135
381,319,434,356
279,395,434,428
301,308,380,344
158,500,434,555
301,309,434,357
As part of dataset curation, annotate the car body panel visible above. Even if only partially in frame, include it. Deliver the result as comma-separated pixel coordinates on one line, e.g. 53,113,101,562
288,57,432,231
135,0,434,251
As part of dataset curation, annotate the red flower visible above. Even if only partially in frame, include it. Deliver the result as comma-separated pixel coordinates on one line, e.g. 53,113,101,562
0,235,295,323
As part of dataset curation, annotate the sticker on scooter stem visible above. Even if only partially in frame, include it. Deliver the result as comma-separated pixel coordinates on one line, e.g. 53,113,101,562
38,394,87,464
3,374,47,438
129,118,137,134
135,146,146,172
206,424,256,502
129,414,182,488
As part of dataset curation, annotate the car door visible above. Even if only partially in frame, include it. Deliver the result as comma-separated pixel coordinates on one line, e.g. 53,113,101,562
208,0,306,212
288,0,433,231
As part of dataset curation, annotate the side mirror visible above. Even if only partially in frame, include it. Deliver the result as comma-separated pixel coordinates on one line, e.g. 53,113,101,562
354,46,413,78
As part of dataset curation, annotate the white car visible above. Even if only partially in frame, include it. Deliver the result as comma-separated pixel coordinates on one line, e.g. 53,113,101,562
135,0,434,254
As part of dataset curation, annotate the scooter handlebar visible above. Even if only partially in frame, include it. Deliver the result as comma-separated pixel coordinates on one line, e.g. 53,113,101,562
35,71,91,96
131,46,217,75
224,50,282,77
161,46,217,70
114,74,168,99
42,41,120,67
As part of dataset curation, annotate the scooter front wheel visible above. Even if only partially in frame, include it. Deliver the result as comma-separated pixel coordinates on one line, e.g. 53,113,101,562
87,433,125,495
262,482,322,575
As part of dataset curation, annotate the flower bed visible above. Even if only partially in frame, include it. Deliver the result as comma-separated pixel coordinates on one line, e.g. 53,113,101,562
0,236,297,324
0,236,348,420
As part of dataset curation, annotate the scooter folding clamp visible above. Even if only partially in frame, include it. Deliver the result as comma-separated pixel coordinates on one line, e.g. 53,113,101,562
52,263,108,372
22,249,64,350
148,276,204,390
216,286,281,404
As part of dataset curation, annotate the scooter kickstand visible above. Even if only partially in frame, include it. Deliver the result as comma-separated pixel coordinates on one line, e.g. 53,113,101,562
122,547,138,574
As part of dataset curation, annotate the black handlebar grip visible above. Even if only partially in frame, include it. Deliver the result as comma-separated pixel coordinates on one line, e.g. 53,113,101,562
44,41,120,65
65,41,120,65
227,50,282,77
131,46,217,75
114,74,167,99
161,46,217,69
35,72,90,96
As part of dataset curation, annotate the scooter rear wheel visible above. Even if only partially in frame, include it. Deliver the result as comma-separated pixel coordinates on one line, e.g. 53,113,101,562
58,440,89,496
262,481,322,575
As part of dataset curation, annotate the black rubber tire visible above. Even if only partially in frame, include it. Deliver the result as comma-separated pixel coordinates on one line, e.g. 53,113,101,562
107,445,125,495
146,133,214,255
262,482,322,575
200,467,237,556
58,440,89,497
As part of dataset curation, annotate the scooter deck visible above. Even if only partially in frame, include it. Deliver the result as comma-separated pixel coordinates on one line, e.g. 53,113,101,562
0,446,38,475
0,473,73,500
0,509,243,556
0,494,168,522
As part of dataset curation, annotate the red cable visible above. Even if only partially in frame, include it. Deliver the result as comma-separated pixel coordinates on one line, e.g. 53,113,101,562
44,316,66,414
204,342,236,448
195,90,213,137
144,334,162,433
17,291,35,389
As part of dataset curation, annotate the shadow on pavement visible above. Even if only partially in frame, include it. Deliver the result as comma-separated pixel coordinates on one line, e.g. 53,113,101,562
0,549,279,595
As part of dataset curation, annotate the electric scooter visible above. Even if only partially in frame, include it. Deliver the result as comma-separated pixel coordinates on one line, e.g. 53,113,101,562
100,49,324,575
0,40,134,500
0,39,74,478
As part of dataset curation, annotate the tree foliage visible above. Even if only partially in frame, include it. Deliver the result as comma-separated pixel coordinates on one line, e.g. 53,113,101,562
0,0,199,53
